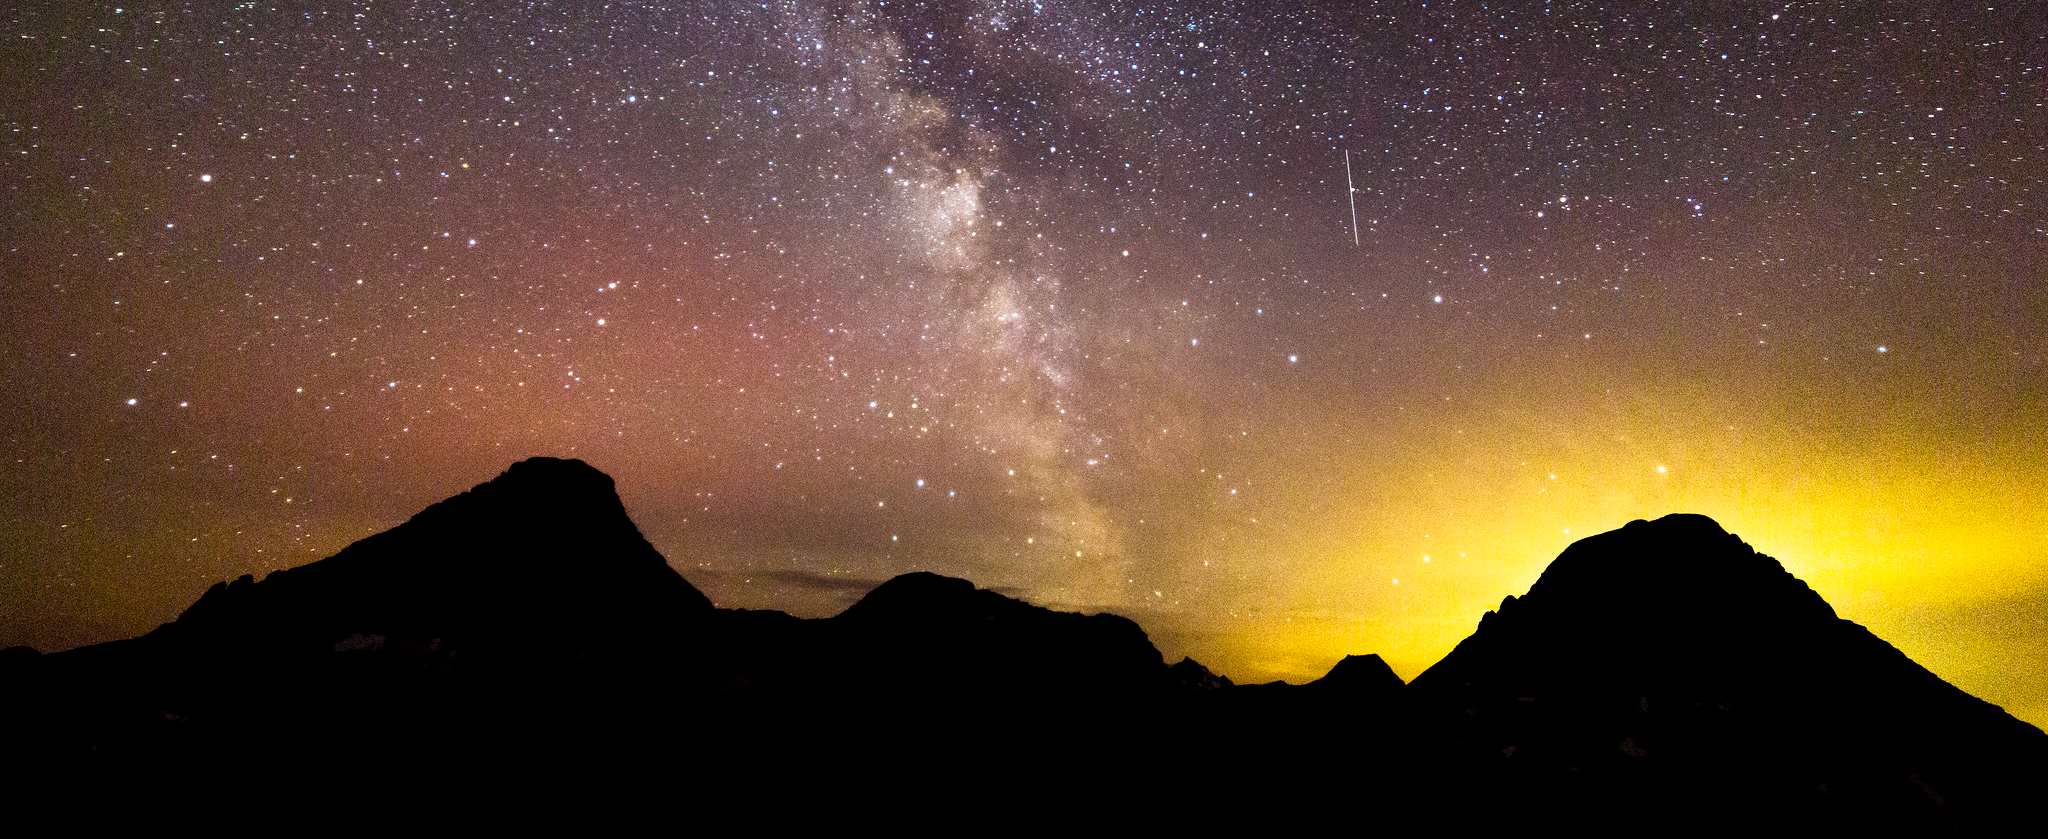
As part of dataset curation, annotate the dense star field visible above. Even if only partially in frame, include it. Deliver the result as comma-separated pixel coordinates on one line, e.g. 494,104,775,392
2,2,2044,721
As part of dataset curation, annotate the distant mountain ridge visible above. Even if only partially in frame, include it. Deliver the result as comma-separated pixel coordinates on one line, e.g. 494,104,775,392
1309,653,1404,692
6,457,2042,816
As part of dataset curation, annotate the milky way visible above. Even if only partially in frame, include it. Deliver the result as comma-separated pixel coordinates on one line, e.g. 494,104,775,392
3,2,2045,722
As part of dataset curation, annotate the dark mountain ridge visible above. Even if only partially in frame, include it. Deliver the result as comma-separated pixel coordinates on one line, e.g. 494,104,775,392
1411,513,2045,812
154,457,713,658
6,458,2042,817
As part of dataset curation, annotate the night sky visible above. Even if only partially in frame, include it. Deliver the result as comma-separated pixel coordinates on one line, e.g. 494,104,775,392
3,2,2044,722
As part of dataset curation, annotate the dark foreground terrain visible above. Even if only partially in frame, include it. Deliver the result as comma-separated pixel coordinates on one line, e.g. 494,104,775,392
6,458,2042,818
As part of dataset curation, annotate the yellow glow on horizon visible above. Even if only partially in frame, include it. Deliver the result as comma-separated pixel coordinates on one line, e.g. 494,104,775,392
1163,362,2048,727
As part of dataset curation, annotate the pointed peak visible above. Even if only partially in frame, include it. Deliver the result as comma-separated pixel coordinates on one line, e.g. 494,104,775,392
1309,653,1404,691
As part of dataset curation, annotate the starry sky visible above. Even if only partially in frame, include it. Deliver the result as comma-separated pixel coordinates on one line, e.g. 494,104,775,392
3,1,2045,722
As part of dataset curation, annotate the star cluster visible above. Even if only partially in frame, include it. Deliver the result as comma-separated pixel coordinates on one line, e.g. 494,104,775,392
2,1,2045,721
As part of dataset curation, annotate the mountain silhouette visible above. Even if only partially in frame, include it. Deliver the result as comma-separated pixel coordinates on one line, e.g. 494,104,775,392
154,456,713,661
826,570,1169,694
1411,513,2048,813
686,569,1176,712
1167,656,1234,690
1308,653,1404,693
7,461,2043,817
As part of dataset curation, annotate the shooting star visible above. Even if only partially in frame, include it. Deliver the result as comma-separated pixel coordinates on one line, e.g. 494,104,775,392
1344,149,1360,247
